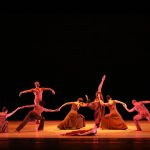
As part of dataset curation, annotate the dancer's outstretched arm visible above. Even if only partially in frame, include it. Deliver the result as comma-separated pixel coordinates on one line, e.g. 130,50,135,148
58,102,75,110
44,108,60,112
79,102,89,107
115,100,126,106
123,104,135,112
19,89,34,96
99,100,107,106
6,107,20,118
42,87,55,95
141,100,150,104
97,75,106,92
6,105,34,118
19,105,35,109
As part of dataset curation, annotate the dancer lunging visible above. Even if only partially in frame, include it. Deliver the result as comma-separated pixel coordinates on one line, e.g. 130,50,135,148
16,101,59,132
124,99,150,131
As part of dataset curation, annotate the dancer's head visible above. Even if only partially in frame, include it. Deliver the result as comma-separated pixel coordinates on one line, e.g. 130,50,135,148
2,106,8,113
34,81,40,87
39,101,46,107
132,99,137,105
106,95,112,101
96,92,103,100
77,97,83,102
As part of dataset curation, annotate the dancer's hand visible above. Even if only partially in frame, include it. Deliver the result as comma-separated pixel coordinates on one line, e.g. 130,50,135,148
102,75,106,81
19,92,22,97
123,103,127,108
52,90,56,95
85,95,88,100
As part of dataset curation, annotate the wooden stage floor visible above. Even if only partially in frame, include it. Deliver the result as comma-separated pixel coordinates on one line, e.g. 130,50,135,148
0,120,150,150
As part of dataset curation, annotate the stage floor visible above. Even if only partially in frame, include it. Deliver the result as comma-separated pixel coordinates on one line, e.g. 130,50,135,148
0,120,150,150
0,120,150,138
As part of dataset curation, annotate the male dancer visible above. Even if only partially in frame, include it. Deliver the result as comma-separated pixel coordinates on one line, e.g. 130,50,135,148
19,81,55,105
16,101,59,132
124,99,150,131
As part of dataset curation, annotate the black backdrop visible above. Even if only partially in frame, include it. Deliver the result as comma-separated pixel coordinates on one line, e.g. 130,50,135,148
0,10,150,121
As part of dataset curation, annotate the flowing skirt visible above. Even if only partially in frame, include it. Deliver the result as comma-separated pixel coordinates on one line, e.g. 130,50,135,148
100,111,128,130
58,110,85,130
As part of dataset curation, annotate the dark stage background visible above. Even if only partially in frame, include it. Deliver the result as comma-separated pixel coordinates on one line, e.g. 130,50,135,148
0,10,150,121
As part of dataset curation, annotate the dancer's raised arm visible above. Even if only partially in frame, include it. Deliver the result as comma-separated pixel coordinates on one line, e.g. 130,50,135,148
85,94,91,103
97,75,106,92
85,95,89,101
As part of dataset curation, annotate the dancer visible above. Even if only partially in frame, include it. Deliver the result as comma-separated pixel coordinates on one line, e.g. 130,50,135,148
123,99,150,131
100,95,128,130
0,106,22,133
19,81,55,105
57,97,87,130
16,101,59,132
86,74,106,128
61,124,98,136
60,75,106,136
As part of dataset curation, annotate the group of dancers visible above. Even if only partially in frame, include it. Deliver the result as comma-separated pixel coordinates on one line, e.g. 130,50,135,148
0,75,150,135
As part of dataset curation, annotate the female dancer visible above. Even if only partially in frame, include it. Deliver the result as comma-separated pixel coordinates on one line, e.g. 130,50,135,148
100,95,128,130
57,97,86,130
0,106,22,133
86,74,106,128
61,124,98,136
59,75,106,135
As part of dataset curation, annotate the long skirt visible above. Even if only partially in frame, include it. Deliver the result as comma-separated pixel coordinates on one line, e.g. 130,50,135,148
58,110,85,130
100,111,128,130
